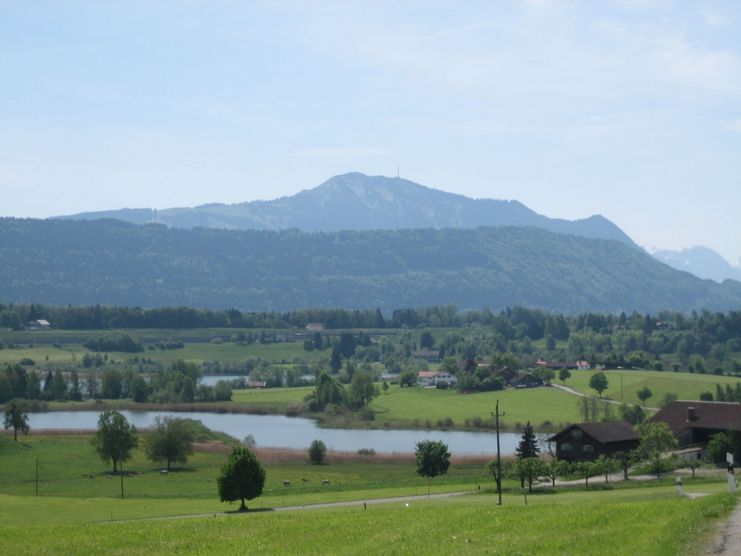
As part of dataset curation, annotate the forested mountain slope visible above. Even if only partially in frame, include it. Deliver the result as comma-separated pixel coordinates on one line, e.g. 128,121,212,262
1,218,738,313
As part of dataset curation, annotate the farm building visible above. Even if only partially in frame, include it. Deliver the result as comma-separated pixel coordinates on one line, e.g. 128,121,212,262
651,400,741,449
548,421,640,462
417,370,457,388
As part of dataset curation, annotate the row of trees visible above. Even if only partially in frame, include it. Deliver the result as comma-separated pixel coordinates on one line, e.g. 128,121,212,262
0,363,232,404
3,302,739,339
91,411,197,472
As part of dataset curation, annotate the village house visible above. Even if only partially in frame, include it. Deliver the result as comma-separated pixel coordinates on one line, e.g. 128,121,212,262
27,319,51,330
548,421,640,462
417,370,457,388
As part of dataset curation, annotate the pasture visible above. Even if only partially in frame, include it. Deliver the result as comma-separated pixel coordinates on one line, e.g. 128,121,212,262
370,384,582,430
0,434,492,516
563,369,741,406
1,433,738,555
0,486,734,555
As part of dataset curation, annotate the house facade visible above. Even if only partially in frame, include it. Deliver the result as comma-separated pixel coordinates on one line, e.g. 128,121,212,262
548,421,640,462
417,371,457,388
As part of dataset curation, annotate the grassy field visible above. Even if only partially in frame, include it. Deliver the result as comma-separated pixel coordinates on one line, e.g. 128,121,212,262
228,384,584,430
370,385,582,430
0,488,734,554
1,434,738,554
0,434,492,509
562,369,741,406
0,340,326,366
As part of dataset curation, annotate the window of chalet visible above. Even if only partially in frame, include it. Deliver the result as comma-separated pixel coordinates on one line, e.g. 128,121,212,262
559,443,572,452
582,444,594,453
571,429,583,439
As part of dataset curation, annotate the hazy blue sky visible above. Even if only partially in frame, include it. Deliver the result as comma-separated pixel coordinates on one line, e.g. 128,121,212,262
1,1,740,263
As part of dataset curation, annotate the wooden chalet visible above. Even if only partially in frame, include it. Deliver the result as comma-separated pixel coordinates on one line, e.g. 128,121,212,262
548,421,640,462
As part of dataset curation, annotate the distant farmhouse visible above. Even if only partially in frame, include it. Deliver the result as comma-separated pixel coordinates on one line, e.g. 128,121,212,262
417,371,457,388
305,322,324,332
27,319,51,330
548,421,640,462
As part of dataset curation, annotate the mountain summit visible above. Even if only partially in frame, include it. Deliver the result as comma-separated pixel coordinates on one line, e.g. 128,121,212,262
59,172,636,246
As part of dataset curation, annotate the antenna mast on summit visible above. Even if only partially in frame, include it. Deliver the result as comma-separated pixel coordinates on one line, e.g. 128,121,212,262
397,166,400,178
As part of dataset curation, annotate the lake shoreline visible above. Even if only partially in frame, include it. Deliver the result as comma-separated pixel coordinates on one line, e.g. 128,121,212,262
20,409,523,456
21,400,539,433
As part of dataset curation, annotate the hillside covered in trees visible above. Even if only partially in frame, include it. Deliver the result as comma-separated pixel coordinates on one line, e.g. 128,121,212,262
1,218,739,314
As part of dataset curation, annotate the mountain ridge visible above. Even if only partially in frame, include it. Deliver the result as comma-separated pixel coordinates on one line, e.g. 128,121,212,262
57,172,637,247
652,246,741,283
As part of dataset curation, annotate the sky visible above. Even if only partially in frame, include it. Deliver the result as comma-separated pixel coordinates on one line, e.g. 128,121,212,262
1,1,740,264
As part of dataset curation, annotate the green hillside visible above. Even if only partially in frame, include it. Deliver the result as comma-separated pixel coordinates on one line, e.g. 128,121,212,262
1,218,739,313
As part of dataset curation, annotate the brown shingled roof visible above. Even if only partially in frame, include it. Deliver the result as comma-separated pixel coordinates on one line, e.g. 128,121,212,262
548,420,638,444
651,401,741,436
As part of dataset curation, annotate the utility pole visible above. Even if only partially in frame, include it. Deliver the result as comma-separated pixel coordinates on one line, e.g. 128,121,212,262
120,457,124,499
36,457,39,496
492,400,505,505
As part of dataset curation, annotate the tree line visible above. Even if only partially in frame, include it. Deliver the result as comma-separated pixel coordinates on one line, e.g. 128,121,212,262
0,361,232,405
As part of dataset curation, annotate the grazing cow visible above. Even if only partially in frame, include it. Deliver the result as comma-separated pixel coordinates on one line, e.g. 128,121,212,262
322,479,330,486
283,480,291,487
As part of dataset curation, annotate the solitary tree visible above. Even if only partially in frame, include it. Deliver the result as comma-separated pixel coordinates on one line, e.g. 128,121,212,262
589,372,609,398
91,410,138,473
308,439,327,465
3,398,30,441
559,368,571,386
144,416,194,471
415,440,450,495
420,332,435,350
218,446,266,512
516,421,540,459
636,386,653,407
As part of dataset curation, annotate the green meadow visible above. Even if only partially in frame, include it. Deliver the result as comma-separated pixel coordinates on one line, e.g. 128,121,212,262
0,338,326,366
370,384,582,430
563,369,741,406
0,488,734,555
0,434,491,513
0,434,738,554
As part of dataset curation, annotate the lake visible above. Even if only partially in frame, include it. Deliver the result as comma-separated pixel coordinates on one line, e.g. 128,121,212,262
26,410,523,456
